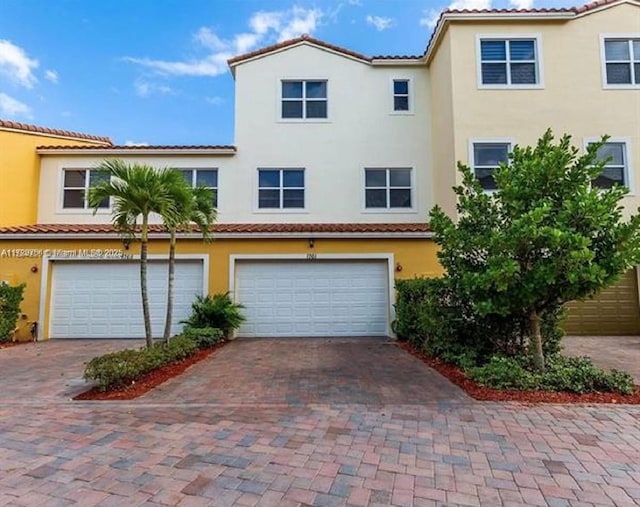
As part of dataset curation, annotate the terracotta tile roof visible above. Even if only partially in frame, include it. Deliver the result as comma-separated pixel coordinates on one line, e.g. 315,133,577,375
424,0,634,61
371,54,423,61
228,34,374,65
441,0,630,15
0,119,112,144
37,144,236,151
0,223,431,235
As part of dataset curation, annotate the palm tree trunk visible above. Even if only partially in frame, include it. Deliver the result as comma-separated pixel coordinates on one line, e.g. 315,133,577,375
529,308,545,371
140,214,153,348
163,228,176,343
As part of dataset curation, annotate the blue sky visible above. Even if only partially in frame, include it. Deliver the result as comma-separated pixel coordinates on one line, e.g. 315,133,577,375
0,0,574,145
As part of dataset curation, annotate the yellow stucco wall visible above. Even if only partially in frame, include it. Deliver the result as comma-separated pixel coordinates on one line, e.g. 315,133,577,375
0,129,105,226
431,4,640,217
0,236,441,341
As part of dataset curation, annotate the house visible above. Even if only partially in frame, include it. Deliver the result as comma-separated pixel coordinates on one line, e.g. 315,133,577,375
0,0,638,341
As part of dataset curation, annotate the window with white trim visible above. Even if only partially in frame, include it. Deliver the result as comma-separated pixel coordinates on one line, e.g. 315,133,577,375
589,142,629,188
179,169,218,207
281,80,327,119
603,38,640,86
392,79,410,111
479,38,539,86
62,169,109,209
258,169,305,209
472,143,510,190
364,168,412,208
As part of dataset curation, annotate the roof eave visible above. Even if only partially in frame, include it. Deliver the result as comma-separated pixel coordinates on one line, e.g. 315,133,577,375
424,11,575,64
36,147,237,156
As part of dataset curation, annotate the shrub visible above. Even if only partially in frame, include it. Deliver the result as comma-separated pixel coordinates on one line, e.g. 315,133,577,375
394,277,564,366
468,356,539,390
182,326,224,348
83,335,198,392
468,354,634,395
0,283,25,342
182,293,245,338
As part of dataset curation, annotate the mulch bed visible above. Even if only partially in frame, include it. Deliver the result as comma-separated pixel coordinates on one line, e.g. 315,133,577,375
74,341,228,401
0,341,28,350
397,341,640,404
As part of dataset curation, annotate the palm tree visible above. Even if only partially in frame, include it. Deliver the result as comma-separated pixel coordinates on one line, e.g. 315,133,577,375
87,160,185,348
162,182,217,342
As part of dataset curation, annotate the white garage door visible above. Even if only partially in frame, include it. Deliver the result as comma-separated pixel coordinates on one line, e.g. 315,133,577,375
50,260,204,339
235,260,389,337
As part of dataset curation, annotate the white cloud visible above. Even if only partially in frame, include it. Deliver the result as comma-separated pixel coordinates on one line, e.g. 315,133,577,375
0,92,32,118
348,0,362,5
205,96,224,105
509,0,534,8
124,7,323,78
420,0,491,28
133,80,175,97
44,69,58,83
0,40,39,88
365,15,395,31
125,140,149,146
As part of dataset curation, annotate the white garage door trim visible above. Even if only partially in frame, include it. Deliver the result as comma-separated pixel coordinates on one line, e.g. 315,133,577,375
229,253,395,337
39,254,208,340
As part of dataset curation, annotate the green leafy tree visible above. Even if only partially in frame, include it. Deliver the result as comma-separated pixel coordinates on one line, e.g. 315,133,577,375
162,183,217,342
430,130,640,371
88,160,185,348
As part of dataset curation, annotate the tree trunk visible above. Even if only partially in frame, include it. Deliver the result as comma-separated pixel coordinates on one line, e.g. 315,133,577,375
140,215,153,348
529,308,545,371
163,228,176,343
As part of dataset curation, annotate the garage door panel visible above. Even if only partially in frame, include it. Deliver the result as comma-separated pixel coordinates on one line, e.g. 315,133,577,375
236,260,388,338
51,260,203,339
564,268,640,335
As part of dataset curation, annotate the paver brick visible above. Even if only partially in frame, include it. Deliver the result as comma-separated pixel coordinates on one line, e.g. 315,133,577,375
1,338,640,507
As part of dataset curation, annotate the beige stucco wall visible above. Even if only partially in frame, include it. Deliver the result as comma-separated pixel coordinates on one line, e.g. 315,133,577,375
432,4,640,217
233,44,433,223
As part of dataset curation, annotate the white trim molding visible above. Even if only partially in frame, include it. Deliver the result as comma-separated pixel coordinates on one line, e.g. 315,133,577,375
228,253,397,337
583,137,635,195
599,33,640,89
475,34,545,90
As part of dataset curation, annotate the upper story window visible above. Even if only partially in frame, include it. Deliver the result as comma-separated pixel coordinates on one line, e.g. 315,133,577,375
589,141,629,189
392,79,410,112
365,168,412,209
281,80,327,119
602,37,640,86
62,169,109,209
258,169,305,209
179,169,218,207
471,142,511,191
478,37,540,87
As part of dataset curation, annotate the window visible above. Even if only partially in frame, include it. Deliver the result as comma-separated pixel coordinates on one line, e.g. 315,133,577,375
179,169,218,207
471,142,511,190
281,80,327,119
364,168,412,209
393,79,410,111
603,38,640,86
479,37,539,86
62,169,109,209
589,142,629,188
258,169,305,209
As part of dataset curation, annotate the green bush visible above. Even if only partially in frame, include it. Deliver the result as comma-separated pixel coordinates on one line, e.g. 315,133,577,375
468,354,634,395
182,292,245,337
468,356,538,390
0,283,25,342
394,277,565,366
83,335,198,392
182,326,224,348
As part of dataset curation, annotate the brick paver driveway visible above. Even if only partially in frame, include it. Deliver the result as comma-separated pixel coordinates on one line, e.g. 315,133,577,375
1,337,639,507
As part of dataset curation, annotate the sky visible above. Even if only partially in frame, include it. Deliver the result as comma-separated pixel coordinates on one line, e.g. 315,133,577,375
0,0,575,146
